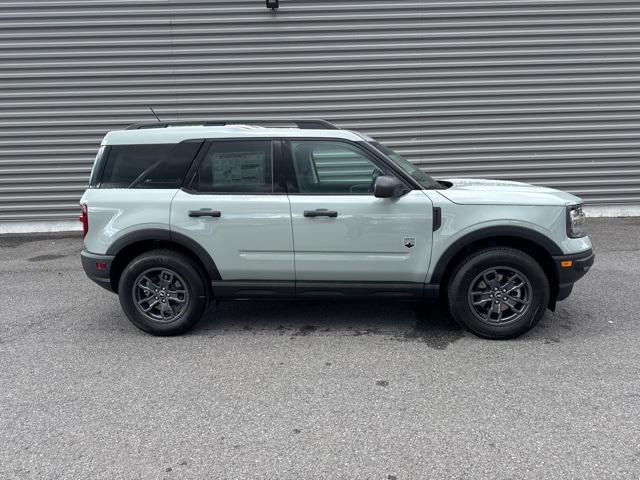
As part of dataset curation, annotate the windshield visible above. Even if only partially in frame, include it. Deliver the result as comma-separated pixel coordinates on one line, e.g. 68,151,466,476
369,141,441,189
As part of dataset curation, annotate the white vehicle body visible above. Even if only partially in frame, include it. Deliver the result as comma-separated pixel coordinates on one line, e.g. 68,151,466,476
80,120,594,338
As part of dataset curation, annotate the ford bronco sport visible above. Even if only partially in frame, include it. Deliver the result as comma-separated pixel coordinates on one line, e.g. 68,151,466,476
80,120,594,339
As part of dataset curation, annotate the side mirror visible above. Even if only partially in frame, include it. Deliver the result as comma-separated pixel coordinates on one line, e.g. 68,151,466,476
374,176,407,198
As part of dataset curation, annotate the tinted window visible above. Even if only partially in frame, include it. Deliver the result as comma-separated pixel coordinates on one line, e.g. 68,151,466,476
290,140,389,194
369,141,441,189
89,145,107,187
100,142,200,188
192,141,273,193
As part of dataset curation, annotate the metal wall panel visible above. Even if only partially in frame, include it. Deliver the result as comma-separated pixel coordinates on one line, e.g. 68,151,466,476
1,0,640,221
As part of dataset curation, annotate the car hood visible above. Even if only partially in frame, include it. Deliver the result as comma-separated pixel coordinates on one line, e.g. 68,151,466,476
437,178,582,206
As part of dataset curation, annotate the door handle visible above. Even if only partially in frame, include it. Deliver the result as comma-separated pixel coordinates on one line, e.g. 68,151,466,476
188,210,222,218
303,209,338,218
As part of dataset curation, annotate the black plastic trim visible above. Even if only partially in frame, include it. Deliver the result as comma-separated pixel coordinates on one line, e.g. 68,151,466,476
433,207,442,231
553,248,594,298
556,284,574,302
167,231,223,281
211,280,439,300
81,250,115,292
188,210,221,218
180,189,287,197
212,280,295,298
272,140,288,193
182,137,210,190
105,228,170,255
423,284,440,300
179,139,207,189
430,225,564,284
303,209,338,218
125,119,338,130
105,228,222,281
297,281,425,298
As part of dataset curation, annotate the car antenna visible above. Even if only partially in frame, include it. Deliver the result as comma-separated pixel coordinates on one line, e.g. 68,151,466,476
149,107,162,122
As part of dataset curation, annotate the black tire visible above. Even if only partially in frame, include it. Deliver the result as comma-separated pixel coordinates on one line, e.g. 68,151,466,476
447,247,549,339
118,249,209,336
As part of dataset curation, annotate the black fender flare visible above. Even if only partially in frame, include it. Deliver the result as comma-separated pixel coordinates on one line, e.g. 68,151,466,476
430,225,562,284
105,228,222,280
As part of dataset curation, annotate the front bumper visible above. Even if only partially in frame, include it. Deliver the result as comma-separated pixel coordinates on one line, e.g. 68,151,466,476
553,248,595,301
81,250,115,292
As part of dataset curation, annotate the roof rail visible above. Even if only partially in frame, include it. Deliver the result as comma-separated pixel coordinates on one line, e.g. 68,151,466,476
124,119,339,130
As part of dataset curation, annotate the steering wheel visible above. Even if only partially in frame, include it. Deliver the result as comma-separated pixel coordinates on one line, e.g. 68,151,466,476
348,169,384,193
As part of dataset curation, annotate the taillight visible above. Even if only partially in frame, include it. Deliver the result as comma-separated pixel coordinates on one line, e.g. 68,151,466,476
79,203,88,238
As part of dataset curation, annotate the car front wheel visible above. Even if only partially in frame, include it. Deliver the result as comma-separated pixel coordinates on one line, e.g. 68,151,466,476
447,247,550,339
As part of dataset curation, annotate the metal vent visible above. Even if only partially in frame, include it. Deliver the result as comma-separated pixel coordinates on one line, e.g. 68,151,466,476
2,0,640,221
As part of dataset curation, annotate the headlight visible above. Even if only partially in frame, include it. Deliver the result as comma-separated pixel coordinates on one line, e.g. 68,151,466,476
566,205,586,238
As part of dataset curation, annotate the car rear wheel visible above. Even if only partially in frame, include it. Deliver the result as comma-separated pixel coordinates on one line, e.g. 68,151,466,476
118,249,209,335
447,247,549,339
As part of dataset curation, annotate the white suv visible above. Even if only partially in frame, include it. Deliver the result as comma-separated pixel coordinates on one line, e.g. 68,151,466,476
80,120,594,339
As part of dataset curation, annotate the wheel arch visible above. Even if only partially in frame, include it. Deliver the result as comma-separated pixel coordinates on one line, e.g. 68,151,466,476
106,228,220,293
432,226,562,307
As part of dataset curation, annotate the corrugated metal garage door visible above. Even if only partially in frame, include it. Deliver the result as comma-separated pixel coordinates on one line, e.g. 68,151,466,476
2,0,640,222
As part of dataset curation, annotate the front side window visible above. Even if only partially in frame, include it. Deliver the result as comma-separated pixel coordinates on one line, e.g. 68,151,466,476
289,140,390,194
368,141,441,189
192,141,273,193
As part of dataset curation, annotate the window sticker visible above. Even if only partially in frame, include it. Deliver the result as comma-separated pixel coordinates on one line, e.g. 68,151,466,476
211,152,266,185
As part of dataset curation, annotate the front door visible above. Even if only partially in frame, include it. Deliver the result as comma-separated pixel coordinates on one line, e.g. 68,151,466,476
284,139,433,296
170,139,295,296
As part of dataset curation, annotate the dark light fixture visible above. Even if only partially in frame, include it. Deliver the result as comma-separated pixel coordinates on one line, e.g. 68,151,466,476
266,0,279,10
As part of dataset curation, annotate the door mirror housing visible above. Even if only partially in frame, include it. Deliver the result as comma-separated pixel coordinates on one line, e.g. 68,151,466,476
374,176,407,198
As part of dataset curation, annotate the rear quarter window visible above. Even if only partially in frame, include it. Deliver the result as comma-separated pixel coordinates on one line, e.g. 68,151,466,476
88,146,107,187
99,141,201,189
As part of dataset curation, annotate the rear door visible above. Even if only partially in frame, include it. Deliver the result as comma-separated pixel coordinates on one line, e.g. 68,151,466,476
170,139,295,295
284,139,433,296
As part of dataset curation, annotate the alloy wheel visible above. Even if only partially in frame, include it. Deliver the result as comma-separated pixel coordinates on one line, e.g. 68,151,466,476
467,266,532,326
132,268,190,322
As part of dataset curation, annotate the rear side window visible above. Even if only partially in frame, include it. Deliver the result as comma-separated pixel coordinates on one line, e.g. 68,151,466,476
191,141,273,193
99,141,201,188
88,146,107,187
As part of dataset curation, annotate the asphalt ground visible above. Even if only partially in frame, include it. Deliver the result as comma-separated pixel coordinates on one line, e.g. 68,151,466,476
0,218,639,479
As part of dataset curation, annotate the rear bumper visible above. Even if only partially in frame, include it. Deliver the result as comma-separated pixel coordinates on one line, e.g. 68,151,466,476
81,250,115,292
553,248,594,301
